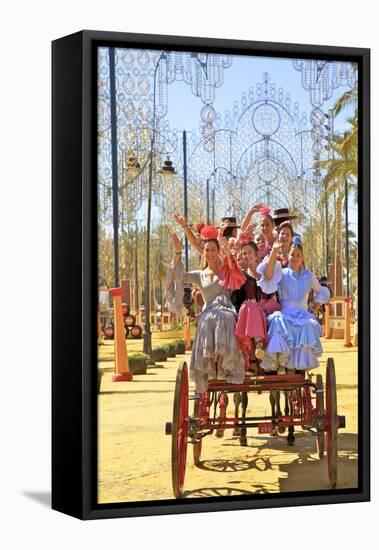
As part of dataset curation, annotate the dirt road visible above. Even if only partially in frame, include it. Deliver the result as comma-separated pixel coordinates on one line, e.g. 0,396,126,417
98,338,358,503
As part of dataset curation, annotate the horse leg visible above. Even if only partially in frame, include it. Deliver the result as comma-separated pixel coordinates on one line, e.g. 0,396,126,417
240,392,248,446
216,391,228,438
287,390,295,445
233,393,241,436
278,391,289,435
269,391,277,436
287,425,295,445
275,390,284,434
284,391,289,416
270,390,281,436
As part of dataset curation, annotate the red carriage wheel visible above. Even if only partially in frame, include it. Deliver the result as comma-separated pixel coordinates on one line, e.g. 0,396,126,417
193,397,202,466
325,358,338,488
315,374,325,459
172,362,189,498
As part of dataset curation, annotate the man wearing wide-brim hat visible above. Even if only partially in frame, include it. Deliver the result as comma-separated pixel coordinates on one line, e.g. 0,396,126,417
272,208,298,227
218,216,240,238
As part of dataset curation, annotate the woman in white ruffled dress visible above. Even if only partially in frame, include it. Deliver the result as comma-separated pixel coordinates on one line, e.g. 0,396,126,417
167,233,245,393
257,239,330,374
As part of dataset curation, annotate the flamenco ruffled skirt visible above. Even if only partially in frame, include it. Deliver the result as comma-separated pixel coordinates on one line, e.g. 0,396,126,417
261,308,323,371
234,299,281,368
190,295,245,393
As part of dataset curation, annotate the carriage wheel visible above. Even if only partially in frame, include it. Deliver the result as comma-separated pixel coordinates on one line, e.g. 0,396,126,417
315,374,325,459
172,362,189,498
193,398,202,466
326,358,338,488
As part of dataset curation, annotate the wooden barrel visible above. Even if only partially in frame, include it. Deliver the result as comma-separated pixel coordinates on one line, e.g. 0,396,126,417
130,325,142,339
103,323,114,339
121,303,130,317
125,314,136,327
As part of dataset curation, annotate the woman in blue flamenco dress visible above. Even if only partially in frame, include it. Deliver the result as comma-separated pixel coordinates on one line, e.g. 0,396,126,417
257,238,330,374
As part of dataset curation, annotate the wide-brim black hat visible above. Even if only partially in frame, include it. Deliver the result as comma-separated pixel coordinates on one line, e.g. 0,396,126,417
272,208,298,226
218,216,240,228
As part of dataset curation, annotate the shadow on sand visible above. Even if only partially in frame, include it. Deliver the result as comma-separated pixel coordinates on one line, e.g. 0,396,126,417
278,432,358,492
187,431,357,496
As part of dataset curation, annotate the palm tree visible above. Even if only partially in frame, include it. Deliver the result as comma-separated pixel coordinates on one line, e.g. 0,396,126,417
317,114,358,203
342,228,358,296
333,82,358,117
316,80,358,204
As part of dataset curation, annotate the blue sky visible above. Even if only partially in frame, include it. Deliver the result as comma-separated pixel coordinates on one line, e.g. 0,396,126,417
99,48,358,237
162,53,357,235
166,54,355,133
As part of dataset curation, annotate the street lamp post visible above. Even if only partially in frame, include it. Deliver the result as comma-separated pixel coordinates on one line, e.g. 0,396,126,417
206,177,210,223
143,52,167,356
183,130,189,271
109,46,120,288
345,175,350,297
343,131,350,298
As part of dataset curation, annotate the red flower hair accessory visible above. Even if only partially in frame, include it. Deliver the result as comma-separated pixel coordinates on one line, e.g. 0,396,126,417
235,230,254,247
194,221,205,234
200,224,219,240
276,255,286,266
260,205,271,216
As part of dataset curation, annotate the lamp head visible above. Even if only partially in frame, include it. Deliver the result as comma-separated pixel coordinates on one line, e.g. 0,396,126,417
159,157,176,178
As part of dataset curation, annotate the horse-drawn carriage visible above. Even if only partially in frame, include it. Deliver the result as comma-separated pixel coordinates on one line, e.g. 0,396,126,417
165,358,345,498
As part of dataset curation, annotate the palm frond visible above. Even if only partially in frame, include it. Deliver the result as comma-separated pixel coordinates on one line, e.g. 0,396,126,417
333,83,358,117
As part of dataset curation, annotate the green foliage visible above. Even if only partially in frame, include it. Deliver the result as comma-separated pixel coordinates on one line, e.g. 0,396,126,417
153,344,170,352
166,342,177,357
128,352,148,374
316,93,358,206
128,352,148,362
150,346,169,362
175,339,186,354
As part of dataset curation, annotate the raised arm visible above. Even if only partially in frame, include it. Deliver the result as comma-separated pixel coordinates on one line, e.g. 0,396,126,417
240,203,264,232
171,233,184,279
173,213,203,254
264,240,282,280
167,233,201,316
219,236,234,271
170,233,201,284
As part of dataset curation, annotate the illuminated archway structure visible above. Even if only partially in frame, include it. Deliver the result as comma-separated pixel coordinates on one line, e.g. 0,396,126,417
187,73,323,231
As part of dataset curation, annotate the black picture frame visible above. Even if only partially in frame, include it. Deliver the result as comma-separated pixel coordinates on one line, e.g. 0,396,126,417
52,30,370,520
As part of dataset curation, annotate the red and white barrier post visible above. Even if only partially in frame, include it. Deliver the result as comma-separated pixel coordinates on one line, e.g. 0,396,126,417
324,302,331,339
344,297,352,348
110,288,133,381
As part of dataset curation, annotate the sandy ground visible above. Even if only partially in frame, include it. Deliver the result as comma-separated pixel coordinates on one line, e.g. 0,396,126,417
98,337,358,503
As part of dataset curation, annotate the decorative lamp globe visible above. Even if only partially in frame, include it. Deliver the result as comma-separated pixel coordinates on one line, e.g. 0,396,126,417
159,157,176,178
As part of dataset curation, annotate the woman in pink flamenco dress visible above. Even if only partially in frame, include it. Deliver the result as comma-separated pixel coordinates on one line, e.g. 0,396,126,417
233,240,281,370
